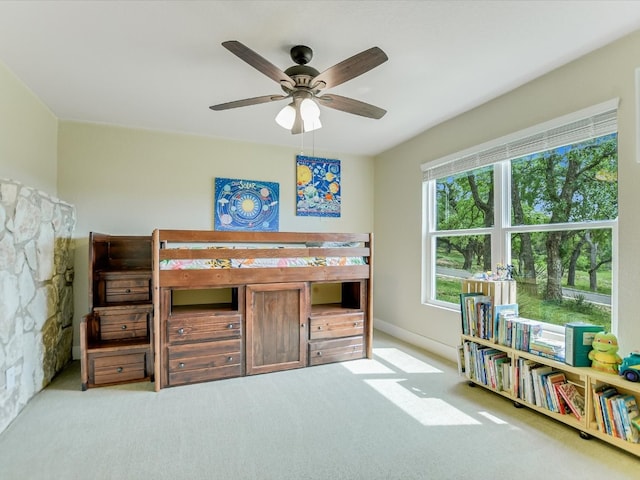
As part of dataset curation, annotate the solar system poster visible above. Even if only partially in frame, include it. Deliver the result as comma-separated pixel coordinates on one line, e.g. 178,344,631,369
296,155,341,217
214,177,279,231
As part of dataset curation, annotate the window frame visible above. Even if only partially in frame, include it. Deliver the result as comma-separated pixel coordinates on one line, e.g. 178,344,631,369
421,100,619,333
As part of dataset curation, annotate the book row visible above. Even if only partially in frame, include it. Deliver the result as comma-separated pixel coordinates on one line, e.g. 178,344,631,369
514,356,583,419
592,384,640,443
460,293,603,365
460,293,551,354
462,341,583,419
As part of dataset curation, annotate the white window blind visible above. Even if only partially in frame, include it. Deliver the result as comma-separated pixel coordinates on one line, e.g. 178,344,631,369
421,98,619,181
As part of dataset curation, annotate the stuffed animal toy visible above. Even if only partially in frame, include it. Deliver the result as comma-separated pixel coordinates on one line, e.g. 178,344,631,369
588,332,622,373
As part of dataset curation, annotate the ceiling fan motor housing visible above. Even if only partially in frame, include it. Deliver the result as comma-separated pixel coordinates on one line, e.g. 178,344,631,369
290,45,313,65
283,64,320,92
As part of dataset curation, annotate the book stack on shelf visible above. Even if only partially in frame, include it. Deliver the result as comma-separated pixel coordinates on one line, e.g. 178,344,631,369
462,341,511,393
460,293,493,340
529,336,566,362
460,292,546,355
592,385,640,443
514,359,581,416
460,285,564,360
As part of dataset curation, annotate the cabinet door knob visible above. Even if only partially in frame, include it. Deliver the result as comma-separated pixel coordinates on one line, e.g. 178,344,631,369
117,367,123,373
301,323,305,328
353,322,358,327
316,351,322,356
177,328,184,335
179,362,185,368
121,325,127,330
227,356,233,362
227,323,234,329
317,326,322,330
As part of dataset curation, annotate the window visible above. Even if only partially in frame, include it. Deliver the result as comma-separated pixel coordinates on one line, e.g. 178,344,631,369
423,100,618,332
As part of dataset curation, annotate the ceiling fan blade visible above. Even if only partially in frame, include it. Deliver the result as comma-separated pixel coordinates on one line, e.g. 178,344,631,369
317,94,387,119
311,47,388,90
209,94,287,111
222,40,295,89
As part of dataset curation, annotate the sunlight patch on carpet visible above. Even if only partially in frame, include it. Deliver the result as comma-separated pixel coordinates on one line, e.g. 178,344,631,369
373,348,443,373
340,359,395,374
477,411,508,424
365,379,481,426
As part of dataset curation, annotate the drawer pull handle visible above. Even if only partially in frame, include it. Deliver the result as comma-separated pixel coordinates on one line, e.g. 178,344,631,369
227,324,234,329
317,326,322,330
179,362,185,369
125,288,131,293
227,356,233,362
316,351,322,356
177,328,184,335
354,322,358,327
117,367,123,373
121,325,127,330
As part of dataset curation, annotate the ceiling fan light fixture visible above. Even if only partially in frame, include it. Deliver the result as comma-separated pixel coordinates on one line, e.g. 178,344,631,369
300,98,321,132
275,98,322,133
300,98,320,119
275,103,296,129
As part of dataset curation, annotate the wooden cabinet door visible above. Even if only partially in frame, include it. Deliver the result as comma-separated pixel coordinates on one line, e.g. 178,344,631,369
246,282,308,375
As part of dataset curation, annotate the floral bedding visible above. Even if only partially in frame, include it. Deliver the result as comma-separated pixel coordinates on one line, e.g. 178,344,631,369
159,256,366,270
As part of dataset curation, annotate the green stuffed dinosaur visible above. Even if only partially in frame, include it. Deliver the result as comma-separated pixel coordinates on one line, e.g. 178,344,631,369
588,332,622,373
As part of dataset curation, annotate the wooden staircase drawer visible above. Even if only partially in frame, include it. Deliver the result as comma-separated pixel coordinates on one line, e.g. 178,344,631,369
92,352,146,385
167,314,242,343
94,306,151,341
308,336,364,366
309,312,364,340
106,279,150,303
99,271,151,303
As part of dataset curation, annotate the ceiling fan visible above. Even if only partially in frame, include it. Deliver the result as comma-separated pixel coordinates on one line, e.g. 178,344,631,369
209,41,388,134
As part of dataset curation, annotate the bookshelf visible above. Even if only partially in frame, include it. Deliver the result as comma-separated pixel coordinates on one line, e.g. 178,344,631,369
460,280,640,457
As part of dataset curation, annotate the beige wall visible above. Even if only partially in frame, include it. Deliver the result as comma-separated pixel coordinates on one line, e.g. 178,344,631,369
374,29,640,360
0,61,58,195
56,121,374,355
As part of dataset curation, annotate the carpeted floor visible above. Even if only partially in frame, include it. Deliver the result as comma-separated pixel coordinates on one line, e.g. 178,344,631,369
0,331,638,479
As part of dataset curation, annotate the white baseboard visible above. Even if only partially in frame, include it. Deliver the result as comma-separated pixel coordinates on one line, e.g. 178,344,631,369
374,318,458,363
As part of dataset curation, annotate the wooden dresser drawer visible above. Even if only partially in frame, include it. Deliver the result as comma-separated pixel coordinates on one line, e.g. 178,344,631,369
94,305,151,341
92,352,147,385
309,312,364,340
167,313,241,344
167,339,242,385
309,336,364,366
100,271,151,303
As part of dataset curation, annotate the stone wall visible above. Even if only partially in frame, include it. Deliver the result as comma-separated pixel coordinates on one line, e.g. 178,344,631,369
0,178,76,434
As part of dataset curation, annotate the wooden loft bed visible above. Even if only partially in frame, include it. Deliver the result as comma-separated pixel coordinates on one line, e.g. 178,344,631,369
152,229,373,390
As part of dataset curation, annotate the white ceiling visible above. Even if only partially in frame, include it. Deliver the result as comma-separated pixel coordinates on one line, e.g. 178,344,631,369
1,1,640,157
